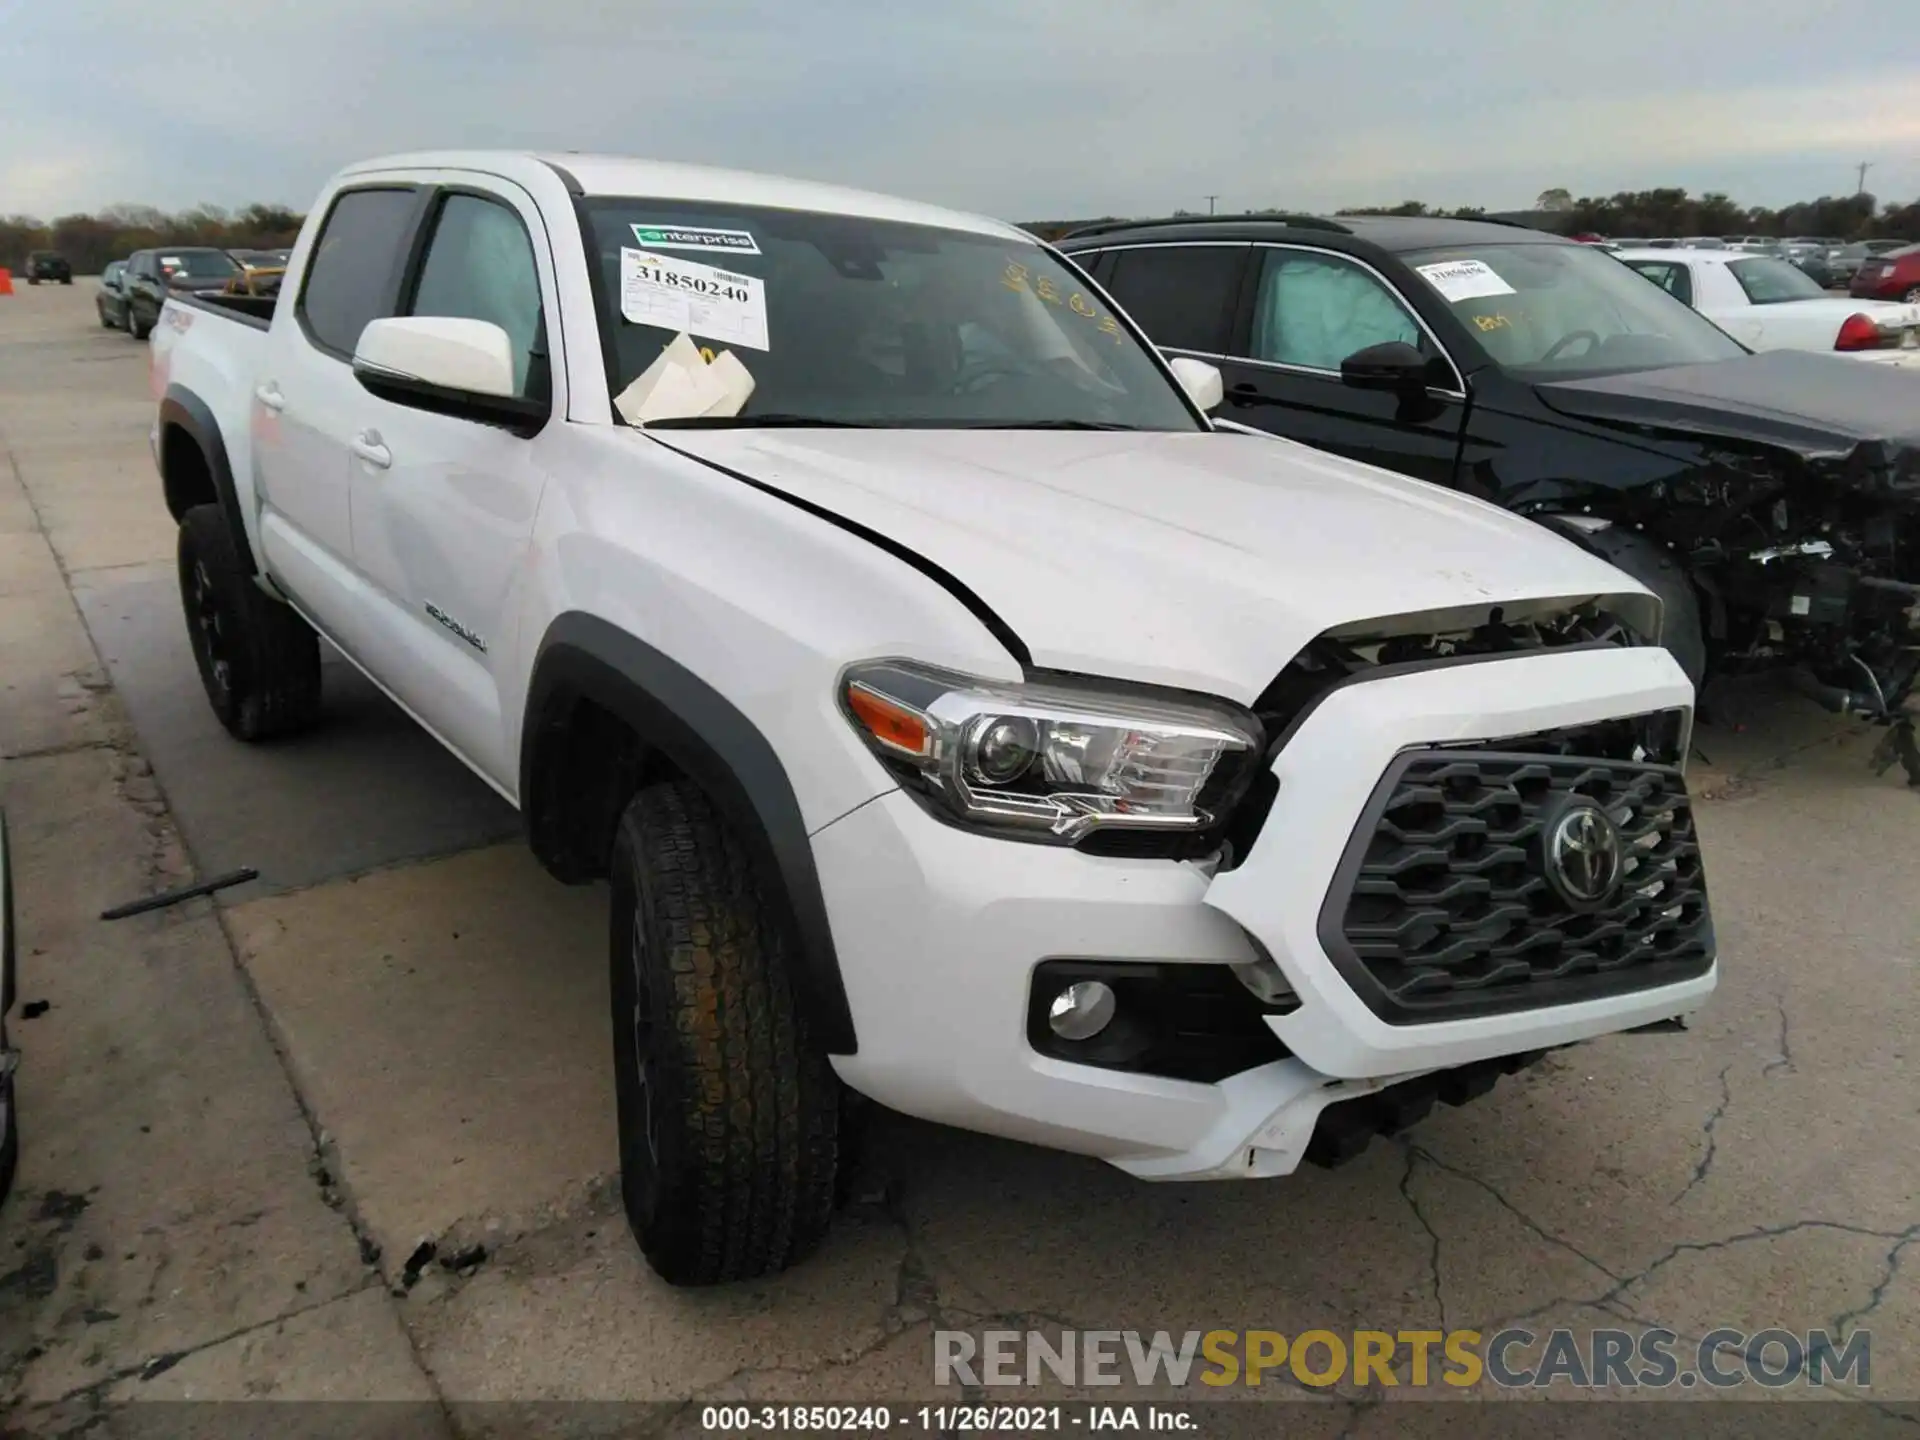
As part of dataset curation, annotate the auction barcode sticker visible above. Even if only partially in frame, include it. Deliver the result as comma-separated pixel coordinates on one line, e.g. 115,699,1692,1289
619,247,769,352
1415,258,1516,302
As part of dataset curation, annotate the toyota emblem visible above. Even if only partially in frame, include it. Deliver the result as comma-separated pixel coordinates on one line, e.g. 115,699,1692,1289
1545,802,1624,907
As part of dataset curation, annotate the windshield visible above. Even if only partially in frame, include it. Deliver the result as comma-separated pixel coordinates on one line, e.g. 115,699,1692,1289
1725,257,1826,304
581,199,1198,430
1404,243,1747,377
161,250,240,279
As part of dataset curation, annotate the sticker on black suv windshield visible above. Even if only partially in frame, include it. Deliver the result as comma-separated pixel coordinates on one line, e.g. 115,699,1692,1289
630,224,761,256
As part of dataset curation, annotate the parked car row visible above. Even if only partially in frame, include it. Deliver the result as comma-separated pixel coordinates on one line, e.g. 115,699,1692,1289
94,247,246,338
1602,235,1920,289
1614,246,1920,358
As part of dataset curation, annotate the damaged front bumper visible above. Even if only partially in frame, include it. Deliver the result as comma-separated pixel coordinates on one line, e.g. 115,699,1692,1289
815,646,1715,1182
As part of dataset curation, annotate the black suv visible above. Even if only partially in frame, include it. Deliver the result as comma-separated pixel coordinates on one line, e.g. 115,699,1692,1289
25,251,72,285
1060,215,1920,780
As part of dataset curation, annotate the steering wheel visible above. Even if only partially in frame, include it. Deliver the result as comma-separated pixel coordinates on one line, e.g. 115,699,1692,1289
1540,330,1601,363
950,360,1023,396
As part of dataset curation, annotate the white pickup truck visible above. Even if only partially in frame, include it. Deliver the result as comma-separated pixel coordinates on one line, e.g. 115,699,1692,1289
148,151,1716,1285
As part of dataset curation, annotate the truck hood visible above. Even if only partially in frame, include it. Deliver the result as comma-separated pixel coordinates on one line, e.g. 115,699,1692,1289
1535,350,1920,501
644,428,1653,701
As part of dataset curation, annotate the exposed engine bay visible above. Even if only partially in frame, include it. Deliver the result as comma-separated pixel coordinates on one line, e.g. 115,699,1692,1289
1525,351,1920,786
1577,465,1917,786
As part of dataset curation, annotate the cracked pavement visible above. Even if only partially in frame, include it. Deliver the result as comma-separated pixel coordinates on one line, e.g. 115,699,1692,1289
2,281,1916,1429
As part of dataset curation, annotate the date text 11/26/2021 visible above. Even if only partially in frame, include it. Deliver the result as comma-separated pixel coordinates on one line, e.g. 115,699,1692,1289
700,1405,1195,1432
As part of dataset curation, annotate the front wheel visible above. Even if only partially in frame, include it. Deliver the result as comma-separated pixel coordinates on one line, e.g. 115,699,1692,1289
609,779,841,1286
1905,286,1920,304
128,312,151,340
177,505,322,740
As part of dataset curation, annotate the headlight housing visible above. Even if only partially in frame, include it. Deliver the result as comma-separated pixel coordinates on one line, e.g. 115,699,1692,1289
839,660,1264,847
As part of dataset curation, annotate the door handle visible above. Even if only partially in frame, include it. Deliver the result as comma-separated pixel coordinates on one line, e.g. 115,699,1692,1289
350,431,392,470
1227,381,1263,405
254,383,285,412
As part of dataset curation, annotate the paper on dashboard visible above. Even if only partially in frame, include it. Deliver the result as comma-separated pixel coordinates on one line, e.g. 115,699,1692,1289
613,331,756,426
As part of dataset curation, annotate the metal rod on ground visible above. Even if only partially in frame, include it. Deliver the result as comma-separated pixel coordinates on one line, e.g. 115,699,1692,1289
100,869,259,921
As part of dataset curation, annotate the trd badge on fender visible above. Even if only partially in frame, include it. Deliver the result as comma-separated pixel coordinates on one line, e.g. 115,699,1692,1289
425,602,487,654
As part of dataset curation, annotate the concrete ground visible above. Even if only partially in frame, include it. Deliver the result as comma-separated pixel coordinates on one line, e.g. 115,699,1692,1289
1,279,1916,1432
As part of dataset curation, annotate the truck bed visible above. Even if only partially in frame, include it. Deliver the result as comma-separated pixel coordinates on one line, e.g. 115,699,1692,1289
171,289,277,331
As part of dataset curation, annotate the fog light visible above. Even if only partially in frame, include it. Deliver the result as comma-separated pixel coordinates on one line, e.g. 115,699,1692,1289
1048,980,1117,1041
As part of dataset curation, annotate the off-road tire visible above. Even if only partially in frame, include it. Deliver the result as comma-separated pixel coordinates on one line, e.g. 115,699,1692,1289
177,504,322,741
609,778,840,1286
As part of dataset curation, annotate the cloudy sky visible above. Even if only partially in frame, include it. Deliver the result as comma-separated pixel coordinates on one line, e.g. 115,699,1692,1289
5,0,1918,222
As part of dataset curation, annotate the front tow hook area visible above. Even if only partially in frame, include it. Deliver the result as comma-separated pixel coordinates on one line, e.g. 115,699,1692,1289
1305,1050,1547,1168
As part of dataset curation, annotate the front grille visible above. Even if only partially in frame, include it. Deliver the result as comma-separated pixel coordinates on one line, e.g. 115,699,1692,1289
1319,742,1713,1024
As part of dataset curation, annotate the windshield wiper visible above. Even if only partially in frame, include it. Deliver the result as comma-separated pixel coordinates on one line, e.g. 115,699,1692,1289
950,419,1152,432
640,413,880,429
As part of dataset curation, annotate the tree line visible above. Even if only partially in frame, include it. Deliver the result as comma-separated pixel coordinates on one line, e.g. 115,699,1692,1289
12,186,1920,274
1021,187,1920,244
0,204,304,276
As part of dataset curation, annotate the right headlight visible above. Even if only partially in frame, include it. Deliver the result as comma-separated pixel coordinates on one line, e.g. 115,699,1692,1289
838,660,1264,847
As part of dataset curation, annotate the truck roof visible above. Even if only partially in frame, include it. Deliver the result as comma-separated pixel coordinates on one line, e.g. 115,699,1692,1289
339,150,1028,245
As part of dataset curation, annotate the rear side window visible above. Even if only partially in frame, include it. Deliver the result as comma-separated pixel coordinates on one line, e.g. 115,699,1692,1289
1100,244,1243,354
299,187,418,357
1725,257,1824,305
1625,260,1693,307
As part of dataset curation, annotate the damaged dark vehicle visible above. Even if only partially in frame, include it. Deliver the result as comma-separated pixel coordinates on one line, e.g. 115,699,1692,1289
1059,216,1920,784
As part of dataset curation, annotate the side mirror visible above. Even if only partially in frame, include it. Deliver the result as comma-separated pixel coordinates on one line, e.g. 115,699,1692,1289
1167,356,1224,413
352,317,545,434
1339,341,1433,399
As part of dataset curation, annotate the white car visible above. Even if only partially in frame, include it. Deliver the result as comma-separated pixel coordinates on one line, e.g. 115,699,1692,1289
146,150,1717,1284
1617,247,1920,364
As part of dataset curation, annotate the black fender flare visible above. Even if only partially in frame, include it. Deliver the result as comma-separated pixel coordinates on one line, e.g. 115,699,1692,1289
521,613,858,1055
1543,517,1707,688
158,386,257,575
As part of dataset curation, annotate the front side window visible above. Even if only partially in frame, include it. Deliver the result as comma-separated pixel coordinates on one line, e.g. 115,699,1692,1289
299,187,418,357
1725,257,1825,305
408,193,545,398
1623,259,1693,307
581,200,1200,430
1248,248,1424,372
1404,242,1746,376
